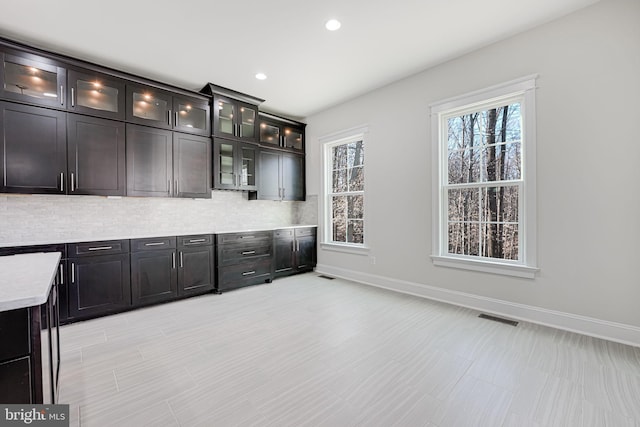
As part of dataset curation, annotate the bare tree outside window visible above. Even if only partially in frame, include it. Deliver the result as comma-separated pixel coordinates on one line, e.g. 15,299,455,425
446,103,521,260
330,140,364,244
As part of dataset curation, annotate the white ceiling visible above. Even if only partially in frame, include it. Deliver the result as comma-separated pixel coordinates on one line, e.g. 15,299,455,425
0,0,599,119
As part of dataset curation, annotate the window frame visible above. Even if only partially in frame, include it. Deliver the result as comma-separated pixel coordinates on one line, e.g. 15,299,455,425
430,76,538,278
320,126,369,253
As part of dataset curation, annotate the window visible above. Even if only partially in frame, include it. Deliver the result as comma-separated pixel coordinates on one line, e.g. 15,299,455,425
321,127,367,249
431,76,538,278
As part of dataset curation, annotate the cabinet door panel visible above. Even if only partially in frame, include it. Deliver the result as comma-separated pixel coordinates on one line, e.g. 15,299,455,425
257,150,280,200
126,124,173,197
274,238,294,275
68,69,125,120
131,250,178,306
213,96,235,138
173,95,210,136
213,139,236,190
237,101,257,142
126,85,172,129
282,153,304,201
0,50,66,109
238,144,258,190
67,114,125,196
0,102,66,194
174,133,211,198
178,246,214,296
296,236,316,271
68,254,131,319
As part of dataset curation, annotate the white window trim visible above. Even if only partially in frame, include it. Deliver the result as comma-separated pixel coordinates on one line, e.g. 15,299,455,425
430,75,539,279
320,125,369,253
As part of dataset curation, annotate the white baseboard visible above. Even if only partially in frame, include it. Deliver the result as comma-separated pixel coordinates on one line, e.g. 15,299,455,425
315,264,640,348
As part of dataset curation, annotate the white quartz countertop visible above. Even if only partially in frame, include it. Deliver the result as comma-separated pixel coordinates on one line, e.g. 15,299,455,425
0,252,61,312
0,225,318,249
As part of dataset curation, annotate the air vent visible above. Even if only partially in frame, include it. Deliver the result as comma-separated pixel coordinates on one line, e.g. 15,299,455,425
318,275,335,280
478,313,518,327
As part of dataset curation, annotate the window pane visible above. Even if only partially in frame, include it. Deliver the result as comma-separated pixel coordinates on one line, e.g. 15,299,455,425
347,141,364,168
448,222,480,256
333,169,347,193
332,195,347,242
348,166,364,191
448,148,480,184
481,223,518,260
481,186,519,223
347,220,364,244
448,188,480,223
482,142,521,182
347,195,364,219
333,145,347,169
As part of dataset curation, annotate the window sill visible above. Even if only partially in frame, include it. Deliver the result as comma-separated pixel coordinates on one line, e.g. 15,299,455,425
431,255,538,279
320,243,370,256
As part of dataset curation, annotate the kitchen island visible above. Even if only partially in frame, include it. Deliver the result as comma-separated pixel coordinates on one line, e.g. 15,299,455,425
0,252,61,403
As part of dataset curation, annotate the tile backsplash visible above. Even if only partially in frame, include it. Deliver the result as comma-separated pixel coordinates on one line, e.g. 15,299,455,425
0,191,318,246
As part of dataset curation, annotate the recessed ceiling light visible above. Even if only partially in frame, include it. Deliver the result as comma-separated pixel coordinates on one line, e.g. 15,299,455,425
325,19,341,31
255,72,267,80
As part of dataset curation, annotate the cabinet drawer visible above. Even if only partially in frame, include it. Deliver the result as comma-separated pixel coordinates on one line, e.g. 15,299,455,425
217,258,272,285
131,236,176,252
68,240,129,257
216,231,271,245
0,308,30,362
273,229,294,239
177,234,213,248
295,227,316,237
217,242,272,266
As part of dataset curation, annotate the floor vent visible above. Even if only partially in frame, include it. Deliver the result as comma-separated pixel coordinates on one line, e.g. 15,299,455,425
478,313,519,327
318,275,335,280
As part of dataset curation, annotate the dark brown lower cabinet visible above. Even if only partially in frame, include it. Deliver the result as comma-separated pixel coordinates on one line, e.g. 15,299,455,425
177,235,215,297
216,231,273,292
131,237,178,307
273,227,317,278
68,240,131,320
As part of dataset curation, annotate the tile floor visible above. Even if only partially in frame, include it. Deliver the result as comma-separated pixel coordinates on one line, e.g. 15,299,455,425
51,274,640,426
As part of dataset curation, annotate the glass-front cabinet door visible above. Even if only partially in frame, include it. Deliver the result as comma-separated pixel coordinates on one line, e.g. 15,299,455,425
126,84,172,130
214,96,235,138
0,49,67,109
238,101,256,142
259,120,281,148
68,69,125,120
173,95,210,136
239,145,257,190
214,139,236,190
212,95,258,142
283,126,304,152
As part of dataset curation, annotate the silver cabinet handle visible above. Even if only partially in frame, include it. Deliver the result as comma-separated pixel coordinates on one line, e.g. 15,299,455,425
241,250,256,255
144,242,165,246
172,252,176,269
239,123,242,138
70,172,75,192
188,239,206,243
174,111,178,127
71,87,75,107
168,110,172,126
59,173,64,192
179,251,184,268
242,271,256,276
88,246,113,251
71,263,75,283
175,180,179,195
60,85,64,105
59,264,64,285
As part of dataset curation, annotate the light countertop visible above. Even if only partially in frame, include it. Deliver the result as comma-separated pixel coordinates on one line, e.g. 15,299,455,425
0,252,61,312
0,225,317,249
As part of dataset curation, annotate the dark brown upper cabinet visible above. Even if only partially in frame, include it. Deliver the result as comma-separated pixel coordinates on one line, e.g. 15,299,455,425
67,69,126,120
126,124,211,199
67,114,126,196
0,48,67,109
258,113,305,153
201,83,263,142
127,84,210,136
212,138,258,191
255,148,304,201
0,101,67,194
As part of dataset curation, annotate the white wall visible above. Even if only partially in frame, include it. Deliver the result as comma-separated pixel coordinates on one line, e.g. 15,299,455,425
305,0,640,343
